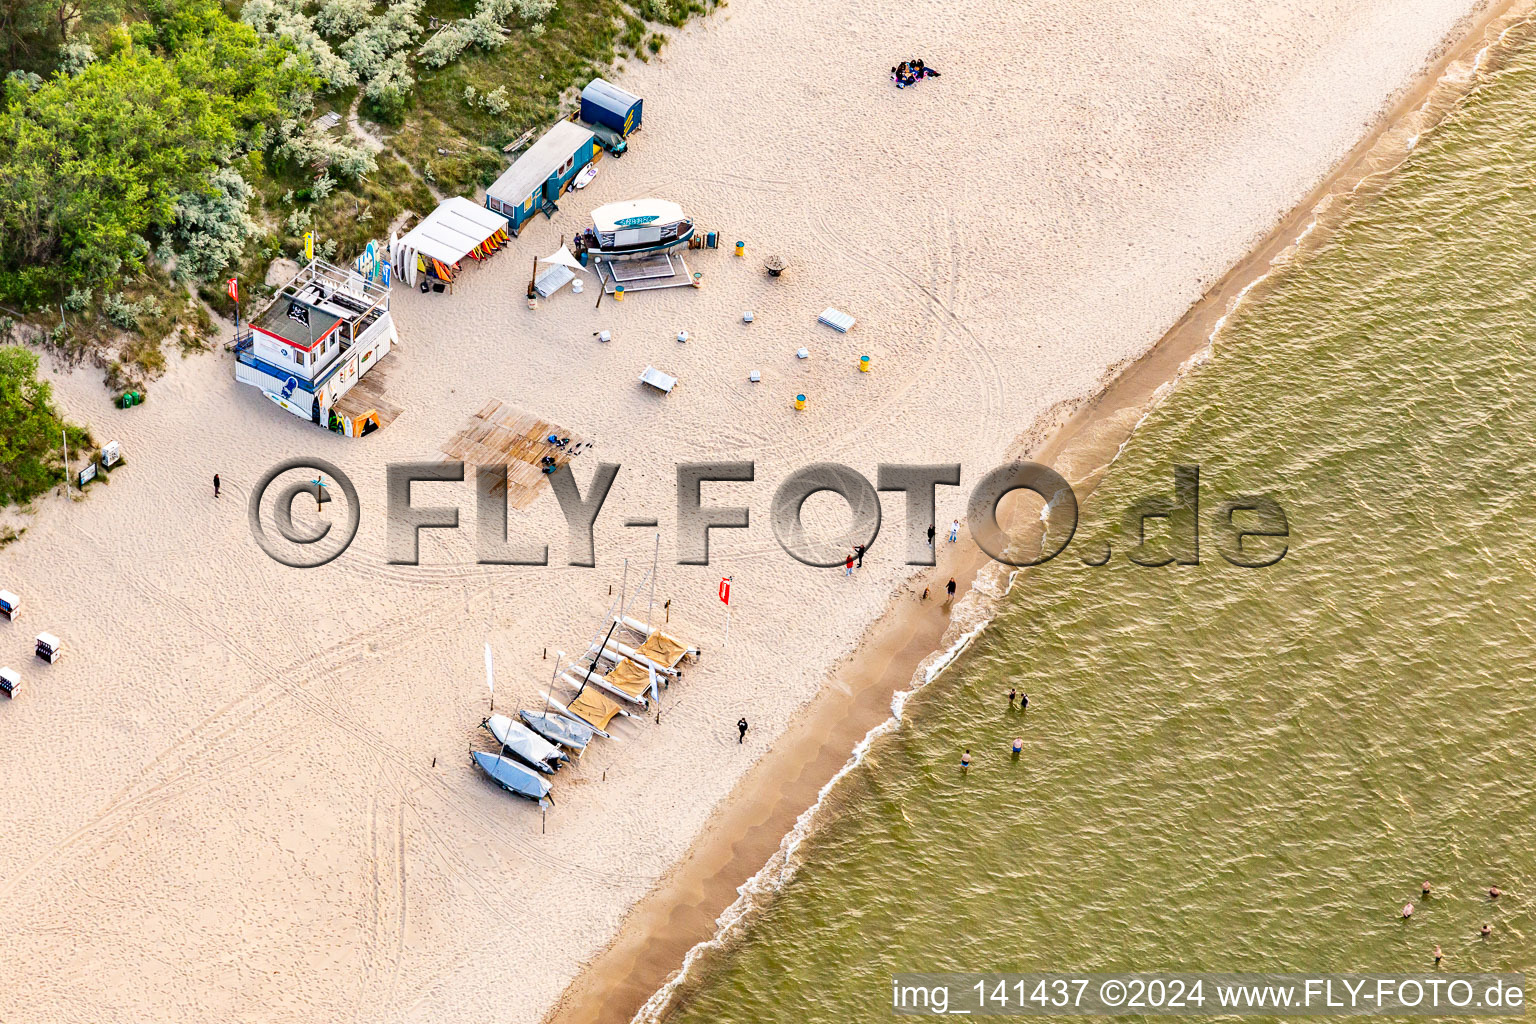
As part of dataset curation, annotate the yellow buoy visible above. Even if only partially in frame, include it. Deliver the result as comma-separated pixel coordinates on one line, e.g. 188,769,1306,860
859,355,871,372
794,393,807,410
614,285,625,302
735,240,745,257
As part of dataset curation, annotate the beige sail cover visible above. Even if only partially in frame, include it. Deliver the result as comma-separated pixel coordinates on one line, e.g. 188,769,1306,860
637,631,690,668
604,659,653,698
568,687,623,730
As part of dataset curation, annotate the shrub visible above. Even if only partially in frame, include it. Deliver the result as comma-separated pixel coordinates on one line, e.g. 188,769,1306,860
172,167,258,282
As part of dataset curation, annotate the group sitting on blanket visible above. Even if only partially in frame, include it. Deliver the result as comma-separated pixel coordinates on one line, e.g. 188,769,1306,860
891,58,940,88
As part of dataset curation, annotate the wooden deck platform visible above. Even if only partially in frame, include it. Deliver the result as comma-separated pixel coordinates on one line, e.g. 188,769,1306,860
596,253,696,294
332,353,403,431
439,399,591,509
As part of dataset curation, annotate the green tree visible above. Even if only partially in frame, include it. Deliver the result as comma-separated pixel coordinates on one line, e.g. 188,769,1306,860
0,345,87,506
0,0,312,304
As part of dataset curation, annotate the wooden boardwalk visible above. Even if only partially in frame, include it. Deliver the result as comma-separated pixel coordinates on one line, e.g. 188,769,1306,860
333,354,404,430
439,399,591,509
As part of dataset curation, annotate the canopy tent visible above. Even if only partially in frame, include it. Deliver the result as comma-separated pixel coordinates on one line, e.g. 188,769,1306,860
540,245,588,271
590,199,685,234
393,198,510,286
533,244,589,297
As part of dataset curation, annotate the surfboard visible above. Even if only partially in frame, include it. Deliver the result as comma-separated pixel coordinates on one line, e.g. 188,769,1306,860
573,165,598,190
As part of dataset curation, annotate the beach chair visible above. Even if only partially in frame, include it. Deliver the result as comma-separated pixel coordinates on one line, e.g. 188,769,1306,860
35,633,60,664
0,590,17,621
0,667,17,698
640,366,677,394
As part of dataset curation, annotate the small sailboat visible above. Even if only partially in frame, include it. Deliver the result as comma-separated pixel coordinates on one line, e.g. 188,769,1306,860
483,714,568,773
470,750,553,807
520,709,593,752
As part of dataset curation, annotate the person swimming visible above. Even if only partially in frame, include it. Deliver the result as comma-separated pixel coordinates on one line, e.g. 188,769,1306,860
1422,881,1433,897
1488,886,1502,898
1481,923,1493,937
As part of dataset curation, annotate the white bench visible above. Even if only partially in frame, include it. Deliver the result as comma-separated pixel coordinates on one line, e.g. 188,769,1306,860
640,366,677,394
818,307,856,333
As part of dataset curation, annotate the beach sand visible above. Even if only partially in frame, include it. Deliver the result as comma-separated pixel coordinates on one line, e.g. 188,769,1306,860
0,0,1501,1021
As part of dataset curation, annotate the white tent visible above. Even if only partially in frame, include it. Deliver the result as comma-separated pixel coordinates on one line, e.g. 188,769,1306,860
539,245,588,272
534,246,590,297
394,197,509,286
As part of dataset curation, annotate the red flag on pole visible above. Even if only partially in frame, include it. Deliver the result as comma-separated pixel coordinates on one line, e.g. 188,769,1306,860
226,278,238,303
718,577,731,605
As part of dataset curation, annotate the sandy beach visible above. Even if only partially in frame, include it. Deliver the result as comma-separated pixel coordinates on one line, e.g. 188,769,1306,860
0,0,1503,1021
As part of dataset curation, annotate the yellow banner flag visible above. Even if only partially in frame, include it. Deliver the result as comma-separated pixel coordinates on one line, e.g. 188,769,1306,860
304,232,314,260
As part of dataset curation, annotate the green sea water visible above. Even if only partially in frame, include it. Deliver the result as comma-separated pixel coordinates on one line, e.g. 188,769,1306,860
661,32,1536,1024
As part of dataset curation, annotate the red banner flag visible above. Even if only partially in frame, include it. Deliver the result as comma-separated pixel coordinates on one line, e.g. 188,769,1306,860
718,577,731,605
226,278,238,303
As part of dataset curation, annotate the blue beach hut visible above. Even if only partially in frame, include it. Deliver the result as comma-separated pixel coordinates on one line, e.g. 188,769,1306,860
485,121,600,235
580,78,643,137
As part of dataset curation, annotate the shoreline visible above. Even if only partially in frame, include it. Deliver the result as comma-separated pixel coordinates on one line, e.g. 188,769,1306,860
541,2,1534,1021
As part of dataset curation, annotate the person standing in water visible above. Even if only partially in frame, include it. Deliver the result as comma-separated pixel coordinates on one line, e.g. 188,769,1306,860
1008,688,1017,706
960,748,971,770
1011,738,1023,756
1020,692,1029,710
737,717,748,743
1433,945,1443,968
213,473,220,498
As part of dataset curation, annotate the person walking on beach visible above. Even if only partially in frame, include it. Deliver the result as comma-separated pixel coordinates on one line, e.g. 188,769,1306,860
213,473,221,498
949,519,959,543
738,717,749,743
844,552,855,576
945,577,956,600
927,523,936,548
855,543,866,569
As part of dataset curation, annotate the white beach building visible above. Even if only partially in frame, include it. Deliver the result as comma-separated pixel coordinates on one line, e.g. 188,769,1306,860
233,259,399,436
